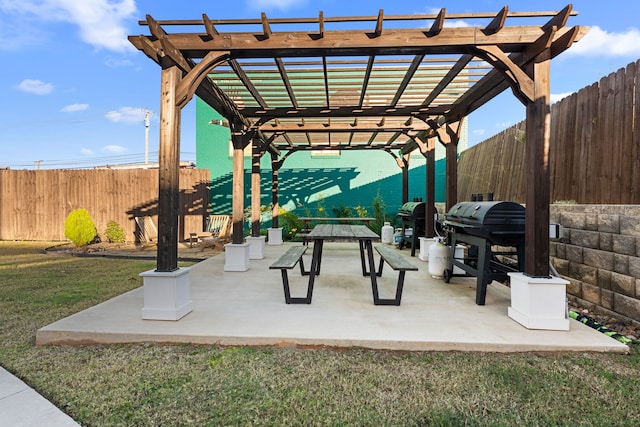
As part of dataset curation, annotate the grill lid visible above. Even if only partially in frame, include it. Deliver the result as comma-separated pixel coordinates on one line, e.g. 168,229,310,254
444,201,525,231
398,202,426,220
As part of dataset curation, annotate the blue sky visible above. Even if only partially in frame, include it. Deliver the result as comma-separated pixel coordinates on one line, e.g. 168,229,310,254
2,0,640,169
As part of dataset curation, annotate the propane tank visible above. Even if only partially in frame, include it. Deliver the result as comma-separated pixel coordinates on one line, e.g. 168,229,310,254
381,222,394,244
428,239,449,278
393,228,403,245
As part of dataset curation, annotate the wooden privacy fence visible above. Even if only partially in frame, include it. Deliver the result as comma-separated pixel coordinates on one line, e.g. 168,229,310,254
458,59,640,204
0,169,210,242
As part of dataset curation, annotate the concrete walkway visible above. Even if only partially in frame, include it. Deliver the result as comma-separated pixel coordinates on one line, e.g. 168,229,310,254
0,367,79,427
37,242,629,353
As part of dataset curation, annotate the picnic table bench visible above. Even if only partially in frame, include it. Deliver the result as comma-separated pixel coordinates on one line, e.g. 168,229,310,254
269,246,311,304
370,245,419,306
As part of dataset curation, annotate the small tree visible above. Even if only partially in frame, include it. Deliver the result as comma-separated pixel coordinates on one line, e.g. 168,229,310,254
104,220,125,243
64,208,98,247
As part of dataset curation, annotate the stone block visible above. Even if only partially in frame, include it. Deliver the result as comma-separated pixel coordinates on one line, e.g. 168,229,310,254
629,256,640,278
581,283,601,305
569,262,598,285
614,254,629,275
565,277,582,297
613,234,636,256
613,293,640,323
583,248,614,270
637,237,640,257
582,231,600,249
566,245,583,263
620,215,640,237
636,279,640,301
552,258,569,276
598,269,612,290
555,243,566,260
549,242,556,257
611,272,636,297
601,289,614,310
597,214,620,233
561,212,586,229
599,233,613,252
570,229,586,246
585,214,598,231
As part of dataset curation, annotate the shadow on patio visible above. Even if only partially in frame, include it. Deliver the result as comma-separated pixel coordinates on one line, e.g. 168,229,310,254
37,243,628,353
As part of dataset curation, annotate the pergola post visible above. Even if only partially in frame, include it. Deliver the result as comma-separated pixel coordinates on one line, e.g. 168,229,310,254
267,152,283,245
230,125,246,244
156,64,182,272
251,139,262,237
401,155,409,205
139,62,193,321
224,123,251,271
524,51,552,277
416,134,436,238
247,137,266,259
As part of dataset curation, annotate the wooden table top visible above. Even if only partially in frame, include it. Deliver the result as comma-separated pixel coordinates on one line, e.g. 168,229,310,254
307,224,379,240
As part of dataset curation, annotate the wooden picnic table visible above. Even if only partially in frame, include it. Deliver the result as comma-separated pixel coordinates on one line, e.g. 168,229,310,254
271,224,417,305
305,224,382,303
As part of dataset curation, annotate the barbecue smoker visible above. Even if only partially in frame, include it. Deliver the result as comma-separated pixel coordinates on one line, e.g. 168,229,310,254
397,201,426,256
442,201,525,305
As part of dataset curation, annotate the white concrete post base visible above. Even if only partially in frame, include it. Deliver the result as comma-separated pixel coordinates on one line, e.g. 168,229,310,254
246,235,266,259
267,227,283,245
140,267,193,321
418,237,435,262
508,272,570,331
224,242,251,271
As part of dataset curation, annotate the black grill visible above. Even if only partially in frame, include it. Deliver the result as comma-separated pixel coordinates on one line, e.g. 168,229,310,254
397,201,426,256
442,201,525,305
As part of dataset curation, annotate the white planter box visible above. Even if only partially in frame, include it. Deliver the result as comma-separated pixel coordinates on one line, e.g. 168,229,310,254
140,267,193,321
418,237,435,262
267,227,283,245
224,242,251,271
508,272,569,330
246,236,266,259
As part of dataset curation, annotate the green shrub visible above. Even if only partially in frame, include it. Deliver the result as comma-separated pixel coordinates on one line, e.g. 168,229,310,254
104,220,125,243
64,209,98,247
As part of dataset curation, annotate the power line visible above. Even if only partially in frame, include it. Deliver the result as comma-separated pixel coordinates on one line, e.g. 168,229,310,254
1,151,196,170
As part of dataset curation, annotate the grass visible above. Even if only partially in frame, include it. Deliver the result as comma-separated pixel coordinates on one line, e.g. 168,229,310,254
1,241,639,426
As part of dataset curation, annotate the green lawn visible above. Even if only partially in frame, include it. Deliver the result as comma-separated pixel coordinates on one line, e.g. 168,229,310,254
1,241,639,426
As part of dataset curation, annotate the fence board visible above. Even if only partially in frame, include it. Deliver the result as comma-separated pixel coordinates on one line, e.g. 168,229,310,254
0,169,209,242
458,60,639,205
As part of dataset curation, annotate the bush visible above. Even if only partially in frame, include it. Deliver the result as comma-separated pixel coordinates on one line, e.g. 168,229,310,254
64,209,98,247
104,220,125,243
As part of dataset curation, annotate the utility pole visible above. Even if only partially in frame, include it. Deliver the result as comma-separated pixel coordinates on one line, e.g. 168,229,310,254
144,109,151,165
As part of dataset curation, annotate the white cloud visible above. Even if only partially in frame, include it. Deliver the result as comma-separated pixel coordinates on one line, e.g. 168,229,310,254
15,79,54,95
105,107,145,124
550,92,573,104
61,103,89,113
0,0,137,53
102,145,127,153
80,148,94,156
495,121,512,128
567,25,640,57
472,129,486,136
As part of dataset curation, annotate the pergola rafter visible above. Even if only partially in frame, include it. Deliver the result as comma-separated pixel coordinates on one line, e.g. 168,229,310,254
129,5,587,278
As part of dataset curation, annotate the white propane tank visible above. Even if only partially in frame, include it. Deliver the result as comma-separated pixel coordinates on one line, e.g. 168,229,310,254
428,239,449,278
393,228,403,245
381,222,394,244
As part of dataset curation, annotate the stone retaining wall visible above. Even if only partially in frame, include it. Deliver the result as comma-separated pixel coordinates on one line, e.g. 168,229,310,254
550,205,640,326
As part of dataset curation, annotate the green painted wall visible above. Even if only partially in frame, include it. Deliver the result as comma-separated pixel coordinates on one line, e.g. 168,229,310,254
195,97,465,224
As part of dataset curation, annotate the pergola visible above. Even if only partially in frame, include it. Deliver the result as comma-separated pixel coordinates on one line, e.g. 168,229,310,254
129,5,587,278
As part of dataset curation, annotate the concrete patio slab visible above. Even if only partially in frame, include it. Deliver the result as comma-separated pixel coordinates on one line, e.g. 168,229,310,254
37,242,629,353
